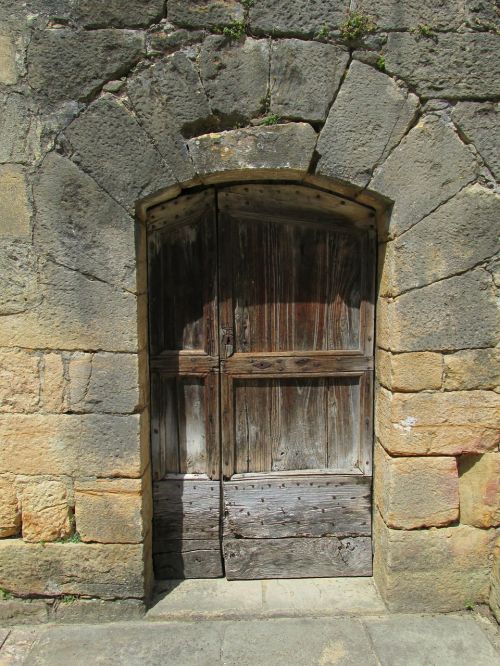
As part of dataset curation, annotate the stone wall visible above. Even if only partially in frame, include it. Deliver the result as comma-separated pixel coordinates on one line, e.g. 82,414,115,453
0,0,498,618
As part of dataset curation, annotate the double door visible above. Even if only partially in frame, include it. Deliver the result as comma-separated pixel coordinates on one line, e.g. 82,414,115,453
148,184,375,579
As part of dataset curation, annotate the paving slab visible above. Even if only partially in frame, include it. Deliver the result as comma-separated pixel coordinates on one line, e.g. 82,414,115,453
364,613,500,666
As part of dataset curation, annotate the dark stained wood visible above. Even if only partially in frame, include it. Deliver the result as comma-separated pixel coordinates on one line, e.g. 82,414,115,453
224,475,371,538
153,479,220,539
150,353,218,374
154,539,223,579
223,536,372,579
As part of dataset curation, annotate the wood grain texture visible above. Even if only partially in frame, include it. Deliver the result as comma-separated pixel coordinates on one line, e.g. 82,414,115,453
153,479,221,539
223,536,372,579
224,475,371,538
154,539,223,579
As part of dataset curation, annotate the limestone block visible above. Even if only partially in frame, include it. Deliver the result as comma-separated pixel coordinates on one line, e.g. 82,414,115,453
359,0,464,29
41,353,65,413
188,124,317,181
317,61,418,187
0,541,145,598
0,34,17,84
376,387,500,455
67,352,139,414
28,29,145,104
199,36,269,122
0,598,49,625
459,454,500,528
75,478,144,543
490,538,500,623
377,270,497,352
0,349,40,413
168,0,244,28
444,349,500,392
0,477,20,538
270,40,349,123
34,153,137,292
377,350,442,392
65,96,175,210
370,116,478,238
0,240,40,316
0,414,142,477
53,598,145,623
380,185,500,296
73,0,164,28
0,93,39,164
374,444,459,529
384,32,500,100
0,165,31,236
249,0,350,37
19,479,71,543
452,102,500,181
374,513,496,611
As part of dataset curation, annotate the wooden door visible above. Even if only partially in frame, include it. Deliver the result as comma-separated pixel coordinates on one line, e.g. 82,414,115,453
147,184,375,580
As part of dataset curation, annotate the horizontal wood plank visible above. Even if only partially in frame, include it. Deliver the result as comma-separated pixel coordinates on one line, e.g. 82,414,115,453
154,539,223,579
153,479,220,539
223,536,372,579
223,475,371,539
151,354,218,374
223,355,371,375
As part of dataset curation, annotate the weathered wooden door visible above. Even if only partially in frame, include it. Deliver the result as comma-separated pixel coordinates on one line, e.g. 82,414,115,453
148,184,375,580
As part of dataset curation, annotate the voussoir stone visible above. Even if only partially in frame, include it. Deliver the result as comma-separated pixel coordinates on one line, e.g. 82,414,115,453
28,29,145,104
73,0,165,28
65,96,176,210
270,40,349,123
34,153,137,292
384,32,500,100
370,116,478,238
249,0,350,36
377,269,498,353
359,0,465,29
0,413,142,477
188,123,317,180
458,453,500,528
380,185,500,296
444,348,500,392
452,102,500,180
199,36,269,123
317,61,418,187
0,541,145,598
168,0,244,28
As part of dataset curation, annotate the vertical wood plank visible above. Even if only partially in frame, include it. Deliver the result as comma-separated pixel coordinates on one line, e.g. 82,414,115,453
327,376,361,470
178,378,207,474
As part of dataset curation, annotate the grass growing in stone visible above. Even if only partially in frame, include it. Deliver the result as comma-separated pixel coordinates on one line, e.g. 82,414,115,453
261,114,281,126
413,24,436,39
222,20,247,40
376,56,386,72
316,24,331,41
56,531,81,544
0,587,13,600
61,595,76,604
339,12,376,41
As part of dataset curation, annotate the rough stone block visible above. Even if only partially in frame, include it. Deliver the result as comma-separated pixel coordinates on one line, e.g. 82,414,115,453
0,165,31,236
490,537,500,623
370,116,478,238
188,123,317,181
65,96,175,210
374,512,496,612
0,349,40,413
384,32,500,99
374,444,459,529
444,348,500,392
0,240,40,316
75,478,144,544
73,0,164,28
0,476,20,538
0,414,142,477
41,353,65,413
0,540,145,598
0,93,39,164
377,270,497,352
28,28,145,104
452,102,499,181
270,40,349,123
317,61,418,187
0,34,17,84
168,0,243,28
377,387,500,455
0,599,49,625
459,454,500,528
380,185,500,295
359,0,464,29
199,36,269,123
34,153,137,292
53,598,145,623
19,479,71,543
249,0,350,37
377,350,442,392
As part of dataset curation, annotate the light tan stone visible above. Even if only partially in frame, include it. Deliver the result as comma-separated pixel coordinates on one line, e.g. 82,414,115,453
19,479,71,543
0,35,17,85
0,476,20,538
459,453,500,528
41,353,66,413
377,350,442,392
0,166,31,236
373,511,496,612
0,349,39,413
75,477,144,544
490,537,500,623
444,348,500,391
0,541,145,598
376,387,500,455
375,444,459,529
